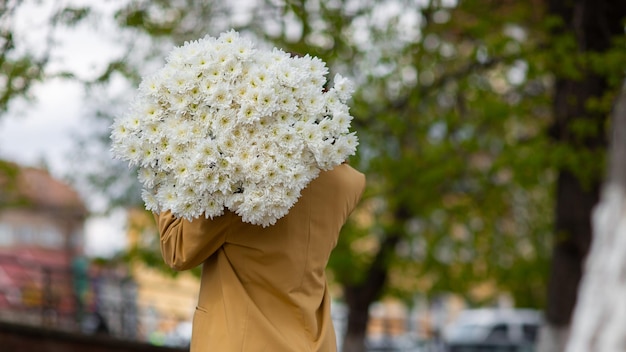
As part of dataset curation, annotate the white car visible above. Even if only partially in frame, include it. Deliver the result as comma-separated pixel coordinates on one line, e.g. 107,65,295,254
442,308,542,350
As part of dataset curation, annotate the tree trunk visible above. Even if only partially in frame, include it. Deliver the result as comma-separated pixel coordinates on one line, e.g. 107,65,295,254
341,207,408,352
538,1,626,351
342,287,373,352
565,81,626,351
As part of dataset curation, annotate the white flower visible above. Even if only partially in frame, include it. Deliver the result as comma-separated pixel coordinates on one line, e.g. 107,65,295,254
138,73,162,97
330,107,353,134
110,30,359,227
138,167,158,188
168,93,192,116
142,188,160,213
332,73,354,102
156,182,178,210
201,193,225,219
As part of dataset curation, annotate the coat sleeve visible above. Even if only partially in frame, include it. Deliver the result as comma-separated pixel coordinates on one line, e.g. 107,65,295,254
153,210,231,271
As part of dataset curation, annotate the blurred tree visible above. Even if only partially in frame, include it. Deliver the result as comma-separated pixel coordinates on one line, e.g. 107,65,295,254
538,1,626,351
0,0,46,113
0,160,25,206
245,2,624,351
246,2,556,350
0,0,89,113
62,0,626,351
565,81,626,352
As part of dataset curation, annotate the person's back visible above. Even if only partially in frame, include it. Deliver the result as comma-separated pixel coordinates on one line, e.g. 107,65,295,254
155,164,366,351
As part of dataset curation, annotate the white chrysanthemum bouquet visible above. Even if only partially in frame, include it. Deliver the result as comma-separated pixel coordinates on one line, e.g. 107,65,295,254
110,30,358,227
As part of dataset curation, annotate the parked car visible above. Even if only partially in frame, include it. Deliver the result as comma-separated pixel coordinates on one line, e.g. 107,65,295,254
366,333,426,351
442,308,542,352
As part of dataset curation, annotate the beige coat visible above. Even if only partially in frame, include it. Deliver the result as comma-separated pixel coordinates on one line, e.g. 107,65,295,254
154,164,366,351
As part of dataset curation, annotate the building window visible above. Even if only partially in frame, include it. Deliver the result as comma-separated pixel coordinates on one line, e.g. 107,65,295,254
71,228,84,250
16,224,37,245
0,223,14,246
41,226,64,248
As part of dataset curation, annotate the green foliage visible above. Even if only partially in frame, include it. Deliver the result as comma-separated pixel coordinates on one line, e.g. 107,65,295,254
254,0,617,309
328,214,376,285
0,55,43,112
0,2,89,113
56,0,624,312
53,7,91,26
0,160,30,208
112,1,232,41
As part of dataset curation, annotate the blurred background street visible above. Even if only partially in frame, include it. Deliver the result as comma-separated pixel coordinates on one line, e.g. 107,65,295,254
1,0,626,351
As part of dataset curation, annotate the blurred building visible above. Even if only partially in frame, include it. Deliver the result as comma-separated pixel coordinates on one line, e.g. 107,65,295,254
0,162,88,329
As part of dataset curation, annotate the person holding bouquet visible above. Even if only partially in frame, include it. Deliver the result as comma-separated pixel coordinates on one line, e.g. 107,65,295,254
111,30,365,351
155,162,364,351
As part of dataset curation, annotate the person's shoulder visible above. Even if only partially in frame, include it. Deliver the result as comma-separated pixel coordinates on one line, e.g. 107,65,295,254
318,164,366,195
334,163,365,184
